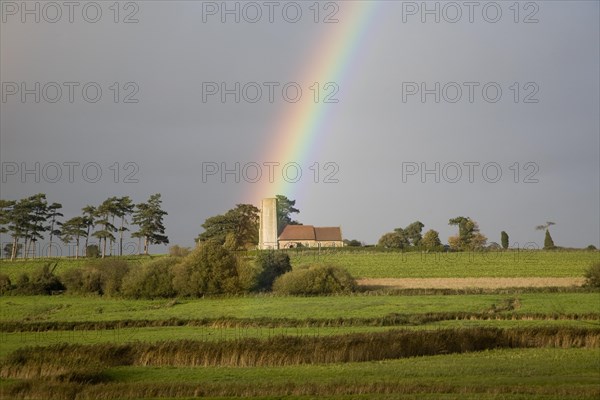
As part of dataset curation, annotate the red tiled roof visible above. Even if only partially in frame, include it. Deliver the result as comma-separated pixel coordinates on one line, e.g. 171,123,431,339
315,227,342,241
278,225,315,240
278,225,343,241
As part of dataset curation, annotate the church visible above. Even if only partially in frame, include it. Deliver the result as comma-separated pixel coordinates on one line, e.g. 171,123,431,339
258,198,344,250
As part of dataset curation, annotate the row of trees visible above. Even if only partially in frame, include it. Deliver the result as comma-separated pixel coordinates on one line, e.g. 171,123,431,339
378,217,488,251
0,193,169,260
378,221,443,250
379,218,559,251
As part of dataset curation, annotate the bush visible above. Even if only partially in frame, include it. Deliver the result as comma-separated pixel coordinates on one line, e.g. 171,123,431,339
61,259,129,296
121,257,179,299
254,251,292,291
95,259,130,296
62,267,102,295
273,264,357,295
586,245,597,250
172,241,242,297
0,273,12,295
583,263,600,288
13,263,65,295
236,259,262,293
86,245,100,258
169,245,191,258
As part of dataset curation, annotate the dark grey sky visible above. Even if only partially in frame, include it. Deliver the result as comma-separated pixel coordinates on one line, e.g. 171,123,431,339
1,1,598,253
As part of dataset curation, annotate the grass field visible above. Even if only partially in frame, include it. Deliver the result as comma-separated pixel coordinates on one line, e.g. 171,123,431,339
0,249,598,280
0,250,598,399
1,292,599,323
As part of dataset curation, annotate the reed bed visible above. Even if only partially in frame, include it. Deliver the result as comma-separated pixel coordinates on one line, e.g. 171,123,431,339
2,327,598,380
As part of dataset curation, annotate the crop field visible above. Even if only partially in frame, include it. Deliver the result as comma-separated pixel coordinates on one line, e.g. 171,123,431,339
1,250,598,281
0,250,599,399
288,249,600,278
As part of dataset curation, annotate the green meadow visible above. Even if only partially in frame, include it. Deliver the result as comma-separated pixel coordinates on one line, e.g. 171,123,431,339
0,250,598,399
1,249,598,280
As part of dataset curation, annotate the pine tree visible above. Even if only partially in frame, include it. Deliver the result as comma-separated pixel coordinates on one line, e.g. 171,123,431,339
46,202,63,257
61,217,87,259
132,194,169,255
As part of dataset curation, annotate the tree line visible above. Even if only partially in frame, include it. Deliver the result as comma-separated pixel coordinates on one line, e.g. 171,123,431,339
0,193,169,260
378,218,559,251
196,196,562,252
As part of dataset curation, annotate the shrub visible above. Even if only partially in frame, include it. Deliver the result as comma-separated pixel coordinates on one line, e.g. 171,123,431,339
254,251,292,291
62,267,102,295
61,259,129,296
236,259,262,292
169,245,191,258
95,259,130,296
86,245,100,258
0,273,12,295
13,263,65,295
586,245,597,250
273,264,357,295
121,257,179,299
583,263,600,288
172,241,242,297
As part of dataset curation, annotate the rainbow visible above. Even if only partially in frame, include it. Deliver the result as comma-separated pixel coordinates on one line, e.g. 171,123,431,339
248,1,380,203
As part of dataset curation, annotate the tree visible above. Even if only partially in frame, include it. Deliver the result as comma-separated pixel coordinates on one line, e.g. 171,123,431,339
255,251,292,291
421,229,442,250
447,235,461,250
7,194,49,259
93,197,118,258
132,194,169,255
197,204,260,249
3,243,22,258
6,198,28,260
114,196,134,256
172,240,241,296
501,231,509,250
536,221,556,250
378,231,409,249
0,199,14,236
46,202,63,257
344,239,363,247
275,195,300,235
0,200,15,258
24,194,49,258
469,232,488,250
61,216,87,259
448,217,486,250
544,230,555,250
81,205,96,257
404,221,425,247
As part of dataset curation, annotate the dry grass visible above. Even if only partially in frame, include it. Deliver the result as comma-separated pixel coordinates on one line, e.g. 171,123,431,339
358,277,586,289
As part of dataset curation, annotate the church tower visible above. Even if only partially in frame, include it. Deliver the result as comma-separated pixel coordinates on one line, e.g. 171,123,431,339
258,198,278,249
